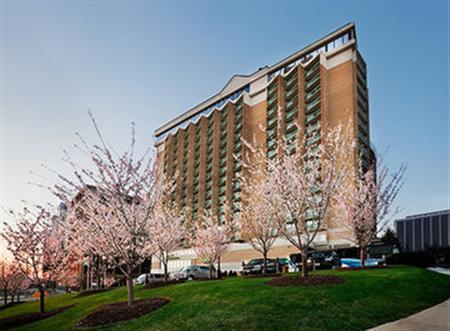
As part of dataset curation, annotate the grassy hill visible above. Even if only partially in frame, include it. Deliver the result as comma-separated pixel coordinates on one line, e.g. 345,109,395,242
1,266,449,331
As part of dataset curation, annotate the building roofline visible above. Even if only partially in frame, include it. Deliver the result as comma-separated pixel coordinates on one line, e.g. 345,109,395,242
395,209,450,222
154,22,356,138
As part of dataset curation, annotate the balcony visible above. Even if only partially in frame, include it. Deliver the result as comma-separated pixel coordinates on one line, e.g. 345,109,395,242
285,120,297,133
305,97,321,113
285,109,298,122
234,122,243,133
305,74,320,91
267,106,278,118
267,149,277,159
267,127,277,140
285,130,297,142
285,97,297,111
306,133,321,147
267,116,278,129
305,61,319,79
305,109,320,125
285,88,298,100
285,74,298,89
305,86,321,102
268,94,278,108
267,83,278,98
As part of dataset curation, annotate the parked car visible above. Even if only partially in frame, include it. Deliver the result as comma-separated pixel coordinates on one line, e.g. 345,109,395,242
290,250,341,270
133,272,165,285
171,265,210,280
340,258,383,268
310,251,341,269
241,259,277,275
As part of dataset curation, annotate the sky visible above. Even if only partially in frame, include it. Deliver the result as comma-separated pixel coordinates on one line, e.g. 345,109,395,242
0,1,449,231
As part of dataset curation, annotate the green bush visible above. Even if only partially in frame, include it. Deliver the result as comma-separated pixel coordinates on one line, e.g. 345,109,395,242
386,247,450,268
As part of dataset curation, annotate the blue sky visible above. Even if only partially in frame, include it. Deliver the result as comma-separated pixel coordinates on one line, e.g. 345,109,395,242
1,1,449,221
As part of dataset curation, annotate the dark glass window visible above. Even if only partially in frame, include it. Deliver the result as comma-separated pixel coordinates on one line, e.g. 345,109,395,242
414,218,422,251
441,214,448,247
406,221,413,252
397,221,405,249
423,217,430,249
432,216,440,247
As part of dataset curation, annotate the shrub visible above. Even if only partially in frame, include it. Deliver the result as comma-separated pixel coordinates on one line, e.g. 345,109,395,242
386,248,450,268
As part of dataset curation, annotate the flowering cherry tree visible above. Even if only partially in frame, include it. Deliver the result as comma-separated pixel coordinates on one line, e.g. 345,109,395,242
50,113,172,306
0,260,17,305
193,214,229,279
338,156,406,267
243,124,350,277
150,206,185,281
238,173,279,274
1,206,65,313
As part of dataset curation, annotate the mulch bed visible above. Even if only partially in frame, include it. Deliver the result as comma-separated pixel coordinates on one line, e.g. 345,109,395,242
243,273,282,278
0,305,75,330
266,275,345,287
76,288,112,298
76,298,170,328
144,280,185,289
337,265,387,272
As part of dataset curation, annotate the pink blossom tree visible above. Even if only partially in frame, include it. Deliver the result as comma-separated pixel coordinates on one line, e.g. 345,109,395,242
193,214,229,279
338,156,406,267
0,260,16,305
1,206,65,313
243,124,350,277
49,113,172,306
150,206,185,281
238,173,279,274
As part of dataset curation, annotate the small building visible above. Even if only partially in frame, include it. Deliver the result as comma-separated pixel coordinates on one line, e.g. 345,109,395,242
395,209,450,252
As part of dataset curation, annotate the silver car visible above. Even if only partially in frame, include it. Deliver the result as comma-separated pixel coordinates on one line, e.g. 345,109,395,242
171,265,210,280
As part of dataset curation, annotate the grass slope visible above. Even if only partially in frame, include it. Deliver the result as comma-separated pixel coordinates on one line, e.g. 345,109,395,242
1,266,449,331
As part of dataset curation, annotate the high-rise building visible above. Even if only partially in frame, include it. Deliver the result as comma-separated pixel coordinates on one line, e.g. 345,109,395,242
153,22,372,270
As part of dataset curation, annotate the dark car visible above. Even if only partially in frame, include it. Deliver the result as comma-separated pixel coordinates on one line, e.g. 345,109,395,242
241,259,277,275
290,250,341,270
241,258,290,275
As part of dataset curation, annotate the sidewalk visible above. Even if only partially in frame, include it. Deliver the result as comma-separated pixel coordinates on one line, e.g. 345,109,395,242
368,299,450,331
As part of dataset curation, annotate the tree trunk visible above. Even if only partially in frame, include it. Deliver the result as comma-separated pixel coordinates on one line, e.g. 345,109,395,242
163,261,168,282
11,295,14,304
263,252,268,275
3,288,7,306
126,276,134,307
217,257,221,279
17,294,20,302
360,247,366,268
301,253,308,277
209,264,213,279
39,288,45,314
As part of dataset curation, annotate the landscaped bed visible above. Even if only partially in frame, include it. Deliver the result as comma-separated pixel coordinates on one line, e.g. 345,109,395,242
0,266,449,331
0,304,74,330
266,275,345,287
76,298,170,328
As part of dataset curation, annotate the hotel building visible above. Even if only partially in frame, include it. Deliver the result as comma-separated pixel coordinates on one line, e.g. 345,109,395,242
153,22,372,271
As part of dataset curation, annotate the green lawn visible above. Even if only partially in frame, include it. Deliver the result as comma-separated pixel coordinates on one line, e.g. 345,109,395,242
1,266,449,331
